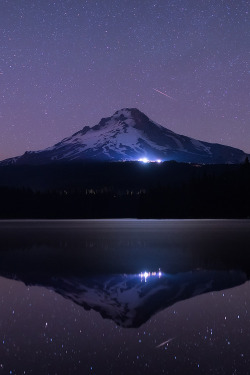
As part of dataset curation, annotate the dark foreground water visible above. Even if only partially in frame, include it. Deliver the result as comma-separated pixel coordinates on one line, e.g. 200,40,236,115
0,220,250,375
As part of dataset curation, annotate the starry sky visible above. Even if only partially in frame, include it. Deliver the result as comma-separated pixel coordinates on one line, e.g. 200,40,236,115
0,0,249,161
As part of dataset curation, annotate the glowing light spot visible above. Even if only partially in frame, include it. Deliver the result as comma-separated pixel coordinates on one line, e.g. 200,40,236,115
138,158,163,163
139,269,163,282
138,157,149,163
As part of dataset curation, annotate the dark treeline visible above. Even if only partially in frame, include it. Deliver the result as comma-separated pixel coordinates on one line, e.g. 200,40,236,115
0,160,249,218
0,160,243,190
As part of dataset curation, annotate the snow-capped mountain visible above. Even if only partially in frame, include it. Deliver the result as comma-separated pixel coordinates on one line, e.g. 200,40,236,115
0,271,246,328
49,270,245,327
1,108,249,164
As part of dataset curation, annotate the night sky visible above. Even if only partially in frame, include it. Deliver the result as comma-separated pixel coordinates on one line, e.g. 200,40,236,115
0,0,249,161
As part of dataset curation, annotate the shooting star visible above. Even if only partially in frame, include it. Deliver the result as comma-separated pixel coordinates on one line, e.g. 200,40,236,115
153,88,174,100
156,337,175,348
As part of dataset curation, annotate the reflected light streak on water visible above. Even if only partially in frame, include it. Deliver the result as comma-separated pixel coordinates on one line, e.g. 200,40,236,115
139,269,162,282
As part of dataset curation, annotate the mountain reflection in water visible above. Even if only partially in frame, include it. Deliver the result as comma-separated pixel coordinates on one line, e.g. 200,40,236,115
0,268,247,328
0,220,250,374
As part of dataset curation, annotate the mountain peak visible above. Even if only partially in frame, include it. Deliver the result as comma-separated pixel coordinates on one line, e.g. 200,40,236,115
113,108,150,123
90,107,150,133
113,107,135,117
113,107,146,117
1,108,249,165
95,108,149,129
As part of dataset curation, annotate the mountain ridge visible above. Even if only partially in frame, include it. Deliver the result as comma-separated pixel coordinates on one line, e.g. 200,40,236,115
1,108,249,165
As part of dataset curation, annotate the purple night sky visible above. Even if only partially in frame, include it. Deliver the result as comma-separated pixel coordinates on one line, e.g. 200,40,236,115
0,0,249,161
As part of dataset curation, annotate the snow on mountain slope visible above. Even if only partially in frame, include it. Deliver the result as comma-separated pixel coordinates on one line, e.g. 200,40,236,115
1,108,248,164
4,270,247,328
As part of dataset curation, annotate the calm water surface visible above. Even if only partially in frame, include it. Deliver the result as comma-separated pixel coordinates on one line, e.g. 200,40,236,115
0,219,250,375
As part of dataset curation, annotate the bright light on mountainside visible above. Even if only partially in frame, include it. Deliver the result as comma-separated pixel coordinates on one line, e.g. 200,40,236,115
138,158,162,163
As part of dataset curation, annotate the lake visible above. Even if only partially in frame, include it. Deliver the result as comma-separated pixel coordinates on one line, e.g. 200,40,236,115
0,219,250,374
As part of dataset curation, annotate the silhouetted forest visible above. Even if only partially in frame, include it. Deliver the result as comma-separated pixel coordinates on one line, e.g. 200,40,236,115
0,160,249,218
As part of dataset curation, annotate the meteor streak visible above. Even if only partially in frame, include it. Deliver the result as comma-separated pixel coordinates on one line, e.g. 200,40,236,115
153,88,174,100
156,337,175,348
